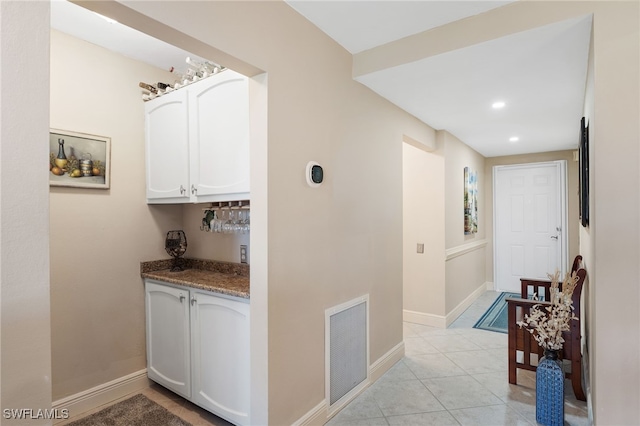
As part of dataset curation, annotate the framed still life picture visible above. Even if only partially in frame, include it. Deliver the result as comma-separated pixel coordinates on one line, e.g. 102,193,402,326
49,129,111,189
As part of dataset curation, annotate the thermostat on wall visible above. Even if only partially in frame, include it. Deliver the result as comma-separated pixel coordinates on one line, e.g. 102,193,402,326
306,161,323,187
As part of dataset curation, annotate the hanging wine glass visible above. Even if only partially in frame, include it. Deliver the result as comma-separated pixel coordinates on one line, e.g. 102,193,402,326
241,210,250,234
223,208,235,234
234,210,244,234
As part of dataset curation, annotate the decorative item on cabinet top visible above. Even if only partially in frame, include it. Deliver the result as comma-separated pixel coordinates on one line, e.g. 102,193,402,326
201,200,250,234
140,57,226,101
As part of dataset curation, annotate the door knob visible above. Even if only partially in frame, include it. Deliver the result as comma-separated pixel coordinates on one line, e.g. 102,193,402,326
551,235,558,240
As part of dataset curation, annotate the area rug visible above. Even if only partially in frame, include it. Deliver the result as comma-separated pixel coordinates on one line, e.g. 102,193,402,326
473,292,519,333
67,393,192,426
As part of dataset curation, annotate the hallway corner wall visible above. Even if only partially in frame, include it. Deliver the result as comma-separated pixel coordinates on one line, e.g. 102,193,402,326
402,137,445,325
442,131,487,314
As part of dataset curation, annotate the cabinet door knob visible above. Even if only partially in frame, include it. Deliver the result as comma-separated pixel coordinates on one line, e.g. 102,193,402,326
191,184,197,195
179,294,185,303
191,296,196,306
180,185,186,195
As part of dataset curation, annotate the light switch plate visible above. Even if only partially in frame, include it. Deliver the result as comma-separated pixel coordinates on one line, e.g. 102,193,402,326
417,243,424,254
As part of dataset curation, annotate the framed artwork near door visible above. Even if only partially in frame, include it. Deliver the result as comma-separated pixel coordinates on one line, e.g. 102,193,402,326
49,129,111,189
578,117,589,227
464,166,478,234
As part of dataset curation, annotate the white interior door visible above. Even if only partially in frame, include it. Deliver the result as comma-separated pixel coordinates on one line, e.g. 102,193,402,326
494,161,567,293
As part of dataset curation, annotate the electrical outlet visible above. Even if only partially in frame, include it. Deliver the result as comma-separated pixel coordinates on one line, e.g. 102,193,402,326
240,245,248,263
417,243,424,254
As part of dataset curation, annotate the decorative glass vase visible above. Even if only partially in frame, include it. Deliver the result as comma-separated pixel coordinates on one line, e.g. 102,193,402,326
536,349,564,425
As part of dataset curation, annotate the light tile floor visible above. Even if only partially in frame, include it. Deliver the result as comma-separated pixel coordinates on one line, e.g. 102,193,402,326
62,291,589,426
327,290,589,426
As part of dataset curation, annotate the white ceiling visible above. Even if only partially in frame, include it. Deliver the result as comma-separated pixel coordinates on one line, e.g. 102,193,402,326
50,0,207,76
51,1,592,158
286,1,518,54
355,15,593,157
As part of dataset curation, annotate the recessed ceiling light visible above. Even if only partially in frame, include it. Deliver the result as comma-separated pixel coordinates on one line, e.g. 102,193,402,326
509,136,519,142
492,101,506,109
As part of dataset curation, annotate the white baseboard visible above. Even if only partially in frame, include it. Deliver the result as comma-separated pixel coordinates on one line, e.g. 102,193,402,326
486,281,494,290
52,369,150,423
403,282,492,328
445,281,487,327
582,345,593,424
293,341,404,426
369,341,405,383
403,309,446,328
292,399,327,426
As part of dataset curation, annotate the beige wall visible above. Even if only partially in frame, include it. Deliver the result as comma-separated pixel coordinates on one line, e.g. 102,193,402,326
182,203,250,263
0,3,52,424
442,131,487,313
49,31,183,401
586,2,639,423
403,129,488,323
443,131,486,247
98,2,436,424
403,140,446,318
4,1,637,425
484,150,579,285
579,21,595,413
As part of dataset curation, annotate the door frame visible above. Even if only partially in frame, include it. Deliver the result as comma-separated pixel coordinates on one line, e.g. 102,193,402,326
492,160,569,291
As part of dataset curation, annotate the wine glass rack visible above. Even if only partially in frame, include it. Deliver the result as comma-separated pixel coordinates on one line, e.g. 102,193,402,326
200,200,250,234
203,200,250,212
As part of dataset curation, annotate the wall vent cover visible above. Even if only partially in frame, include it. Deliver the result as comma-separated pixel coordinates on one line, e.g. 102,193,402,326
326,295,369,409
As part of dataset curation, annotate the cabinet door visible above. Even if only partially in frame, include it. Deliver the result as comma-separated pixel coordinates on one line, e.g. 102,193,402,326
191,291,250,425
145,281,191,398
189,71,250,202
145,90,190,202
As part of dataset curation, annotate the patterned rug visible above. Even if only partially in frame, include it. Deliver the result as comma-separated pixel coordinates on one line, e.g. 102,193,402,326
67,393,191,426
473,292,519,333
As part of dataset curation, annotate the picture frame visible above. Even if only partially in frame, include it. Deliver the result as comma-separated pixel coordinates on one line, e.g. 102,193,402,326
578,117,589,227
464,166,478,234
49,129,111,189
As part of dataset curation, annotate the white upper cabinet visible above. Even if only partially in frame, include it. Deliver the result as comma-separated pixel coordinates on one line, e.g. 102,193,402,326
145,89,190,201
189,72,250,200
145,70,250,204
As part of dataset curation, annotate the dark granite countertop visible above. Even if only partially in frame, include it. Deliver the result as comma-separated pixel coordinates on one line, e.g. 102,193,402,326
141,258,249,299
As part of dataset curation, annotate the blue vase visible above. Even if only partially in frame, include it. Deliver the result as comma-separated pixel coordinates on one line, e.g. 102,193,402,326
536,349,564,425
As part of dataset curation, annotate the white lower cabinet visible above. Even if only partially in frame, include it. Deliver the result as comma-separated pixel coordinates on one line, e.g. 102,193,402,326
191,291,250,425
145,282,191,399
145,280,250,425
